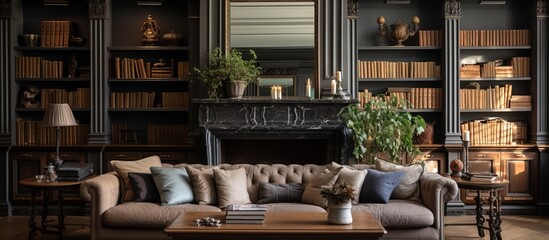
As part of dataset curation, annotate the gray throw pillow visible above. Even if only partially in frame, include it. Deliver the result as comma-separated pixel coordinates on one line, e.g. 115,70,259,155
150,166,194,206
256,182,305,204
359,169,405,203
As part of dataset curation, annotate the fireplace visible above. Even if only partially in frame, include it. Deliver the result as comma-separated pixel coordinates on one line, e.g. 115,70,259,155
196,98,355,165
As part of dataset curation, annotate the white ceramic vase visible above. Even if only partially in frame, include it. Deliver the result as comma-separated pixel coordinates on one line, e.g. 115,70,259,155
327,200,353,224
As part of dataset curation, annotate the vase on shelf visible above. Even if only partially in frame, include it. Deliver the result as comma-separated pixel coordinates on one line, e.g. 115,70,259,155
326,200,353,225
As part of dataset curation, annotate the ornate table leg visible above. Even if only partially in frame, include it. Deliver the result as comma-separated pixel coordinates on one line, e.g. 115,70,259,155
493,190,503,240
27,189,36,240
474,190,485,237
486,189,499,240
58,190,64,240
41,190,49,233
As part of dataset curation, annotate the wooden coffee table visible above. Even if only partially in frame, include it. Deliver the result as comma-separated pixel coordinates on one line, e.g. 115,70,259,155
165,211,386,240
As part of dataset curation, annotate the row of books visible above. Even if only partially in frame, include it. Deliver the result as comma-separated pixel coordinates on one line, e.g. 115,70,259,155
15,56,65,78
15,119,89,146
459,29,530,47
35,88,91,109
459,84,515,110
225,204,266,224
460,172,498,182
460,118,524,146
418,30,442,47
40,20,73,47
109,92,189,109
358,60,441,79
460,57,531,79
112,58,190,79
387,87,442,109
111,122,189,145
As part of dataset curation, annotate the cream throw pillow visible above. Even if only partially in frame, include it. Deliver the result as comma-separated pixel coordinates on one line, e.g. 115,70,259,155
186,166,218,205
213,168,251,208
335,167,368,203
301,167,342,207
111,155,162,202
375,158,424,201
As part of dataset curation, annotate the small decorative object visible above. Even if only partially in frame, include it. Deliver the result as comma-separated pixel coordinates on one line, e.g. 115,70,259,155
450,159,464,177
194,48,261,99
321,182,356,225
306,78,312,98
45,163,58,183
42,103,78,167
35,174,46,183
377,16,420,46
141,14,160,45
462,130,471,173
332,71,350,99
23,33,39,46
69,36,87,46
20,85,41,108
68,54,78,78
162,30,181,46
192,217,221,227
415,122,435,144
271,85,282,99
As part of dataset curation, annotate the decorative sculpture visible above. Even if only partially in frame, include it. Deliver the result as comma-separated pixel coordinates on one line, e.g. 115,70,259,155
141,14,160,45
377,16,420,46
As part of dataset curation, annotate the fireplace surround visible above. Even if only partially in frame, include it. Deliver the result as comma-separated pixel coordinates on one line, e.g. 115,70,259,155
196,98,356,165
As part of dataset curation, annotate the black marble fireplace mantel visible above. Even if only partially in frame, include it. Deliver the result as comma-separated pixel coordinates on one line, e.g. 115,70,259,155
196,98,357,165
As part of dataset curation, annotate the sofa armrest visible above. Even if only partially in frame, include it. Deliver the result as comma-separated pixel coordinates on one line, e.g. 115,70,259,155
80,172,121,240
418,173,458,237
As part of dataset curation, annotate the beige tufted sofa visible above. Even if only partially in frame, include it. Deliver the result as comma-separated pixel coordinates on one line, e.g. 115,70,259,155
80,163,458,240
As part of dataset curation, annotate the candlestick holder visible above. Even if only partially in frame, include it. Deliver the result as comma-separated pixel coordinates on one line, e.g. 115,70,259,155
463,139,470,174
332,79,350,100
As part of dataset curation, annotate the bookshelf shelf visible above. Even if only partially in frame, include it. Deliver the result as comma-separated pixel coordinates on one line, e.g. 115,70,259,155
460,46,531,50
358,78,442,82
15,108,91,112
108,78,188,82
358,46,442,51
108,108,189,112
15,77,90,82
460,77,531,82
460,108,532,113
108,46,189,51
14,46,91,51
407,109,443,113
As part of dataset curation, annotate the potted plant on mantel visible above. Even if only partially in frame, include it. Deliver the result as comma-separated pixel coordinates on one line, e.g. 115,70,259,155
338,96,426,164
194,47,262,99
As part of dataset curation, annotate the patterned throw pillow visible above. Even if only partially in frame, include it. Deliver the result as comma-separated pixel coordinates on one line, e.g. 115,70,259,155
256,182,305,204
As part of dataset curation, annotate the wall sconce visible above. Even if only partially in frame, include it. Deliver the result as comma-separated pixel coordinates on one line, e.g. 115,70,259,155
478,0,506,4
43,0,69,6
137,0,163,6
385,0,412,4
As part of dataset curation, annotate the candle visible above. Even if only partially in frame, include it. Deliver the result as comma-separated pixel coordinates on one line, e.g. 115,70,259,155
463,130,470,142
271,86,276,99
277,86,282,99
306,78,312,98
331,80,337,95
336,71,342,82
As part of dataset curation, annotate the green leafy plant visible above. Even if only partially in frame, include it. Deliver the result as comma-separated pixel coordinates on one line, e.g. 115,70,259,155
194,48,262,98
338,96,426,164
320,182,357,204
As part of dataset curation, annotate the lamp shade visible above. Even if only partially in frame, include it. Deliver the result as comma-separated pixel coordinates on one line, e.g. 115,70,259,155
42,103,78,127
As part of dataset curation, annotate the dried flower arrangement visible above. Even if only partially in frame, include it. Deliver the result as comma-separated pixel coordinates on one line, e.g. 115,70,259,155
320,182,357,204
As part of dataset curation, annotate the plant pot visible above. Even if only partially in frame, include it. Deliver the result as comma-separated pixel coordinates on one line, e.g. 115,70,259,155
326,201,353,224
416,122,435,144
224,80,248,99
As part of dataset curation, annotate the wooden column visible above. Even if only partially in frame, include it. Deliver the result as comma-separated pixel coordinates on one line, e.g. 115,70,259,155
0,0,12,216
443,0,462,146
188,0,199,136
534,0,549,144
347,0,358,99
87,0,110,144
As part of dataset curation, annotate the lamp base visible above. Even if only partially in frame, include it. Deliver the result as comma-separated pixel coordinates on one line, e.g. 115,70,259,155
52,156,63,168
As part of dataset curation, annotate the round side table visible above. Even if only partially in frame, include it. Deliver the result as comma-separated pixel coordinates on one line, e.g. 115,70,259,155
19,176,94,240
450,176,510,240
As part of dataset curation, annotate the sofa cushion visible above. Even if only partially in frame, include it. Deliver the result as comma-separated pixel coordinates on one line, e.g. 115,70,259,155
256,182,304,204
128,172,160,202
213,168,251,208
351,200,434,228
301,167,342,207
359,169,405,203
150,166,194,205
335,167,368,203
263,203,327,213
102,202,222,228
186,166,218,205
375,158,424,201
111,155,162,202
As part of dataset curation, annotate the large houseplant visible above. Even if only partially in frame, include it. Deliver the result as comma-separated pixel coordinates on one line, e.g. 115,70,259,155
339,96,426,164
194,47,261,98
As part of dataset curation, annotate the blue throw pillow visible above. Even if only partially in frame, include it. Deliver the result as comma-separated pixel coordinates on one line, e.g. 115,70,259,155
359,169,405,204
150,166,194,205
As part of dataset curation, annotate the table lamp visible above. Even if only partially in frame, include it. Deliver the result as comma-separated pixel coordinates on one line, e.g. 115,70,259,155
42,103,78,167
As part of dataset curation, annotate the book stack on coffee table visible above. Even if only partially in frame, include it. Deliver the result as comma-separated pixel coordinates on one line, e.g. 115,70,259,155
225,204,267,224
461,172,498,182
57,163,93,181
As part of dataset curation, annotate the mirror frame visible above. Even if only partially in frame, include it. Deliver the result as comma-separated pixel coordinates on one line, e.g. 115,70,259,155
224,0,319,98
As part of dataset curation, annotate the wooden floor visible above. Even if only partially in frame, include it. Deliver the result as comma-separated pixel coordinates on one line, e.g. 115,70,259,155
0,215,548,239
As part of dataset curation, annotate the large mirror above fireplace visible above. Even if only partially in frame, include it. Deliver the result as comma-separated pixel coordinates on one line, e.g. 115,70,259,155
225,0,318,97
